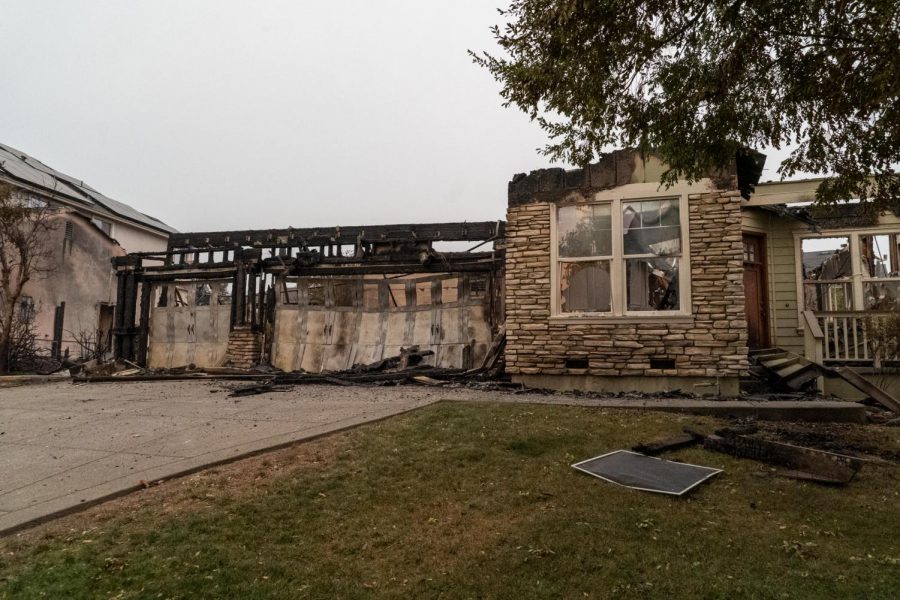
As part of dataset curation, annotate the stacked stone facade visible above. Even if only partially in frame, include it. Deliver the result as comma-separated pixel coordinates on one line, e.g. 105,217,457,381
225,326,262,368
505,172,749,394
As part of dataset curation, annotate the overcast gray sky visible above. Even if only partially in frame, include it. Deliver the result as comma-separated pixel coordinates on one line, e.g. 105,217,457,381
2,1,794,234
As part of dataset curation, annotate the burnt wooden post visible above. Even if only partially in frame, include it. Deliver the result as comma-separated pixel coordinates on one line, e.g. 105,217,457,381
229,248,261,329
50,302,66,360
230,250,246,328
112,255,141,361
136,280,152,366
248,270,258,328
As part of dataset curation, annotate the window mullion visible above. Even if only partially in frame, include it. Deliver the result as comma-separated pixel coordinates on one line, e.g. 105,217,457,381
850,232,865,310
611,198,624,316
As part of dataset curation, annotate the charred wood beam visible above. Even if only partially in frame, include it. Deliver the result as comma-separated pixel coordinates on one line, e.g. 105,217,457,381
119,273,139,361
140,269,238,282
259,250,500,270
136,283,152,366
140,261,239,272
112,271,127,356
167,221,506,250
288,260,502,276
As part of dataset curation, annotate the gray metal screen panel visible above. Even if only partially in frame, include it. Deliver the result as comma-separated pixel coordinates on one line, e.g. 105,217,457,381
572,450,721,496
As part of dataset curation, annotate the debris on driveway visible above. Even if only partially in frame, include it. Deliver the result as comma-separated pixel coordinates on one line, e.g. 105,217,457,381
227,381,293,397
572,450,721,496
73,343,506,389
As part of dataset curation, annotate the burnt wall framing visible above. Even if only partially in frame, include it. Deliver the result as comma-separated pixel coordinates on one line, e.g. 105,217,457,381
113,221,505,366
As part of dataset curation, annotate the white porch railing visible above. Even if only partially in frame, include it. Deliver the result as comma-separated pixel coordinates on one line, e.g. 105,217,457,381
807,311,897,364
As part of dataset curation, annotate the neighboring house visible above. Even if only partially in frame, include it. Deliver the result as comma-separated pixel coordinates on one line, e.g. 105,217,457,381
0,142,177,360
503,150,900,397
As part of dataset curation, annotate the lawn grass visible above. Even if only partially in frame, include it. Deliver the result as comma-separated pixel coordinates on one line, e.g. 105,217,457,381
1,401,899,599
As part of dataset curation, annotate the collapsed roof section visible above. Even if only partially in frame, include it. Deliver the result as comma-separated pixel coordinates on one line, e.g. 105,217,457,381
112,221,506,366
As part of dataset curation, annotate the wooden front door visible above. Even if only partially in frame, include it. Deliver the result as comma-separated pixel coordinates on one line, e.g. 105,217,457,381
742,234,770,349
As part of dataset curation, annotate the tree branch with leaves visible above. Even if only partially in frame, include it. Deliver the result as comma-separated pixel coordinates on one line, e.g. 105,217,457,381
473,0,900,209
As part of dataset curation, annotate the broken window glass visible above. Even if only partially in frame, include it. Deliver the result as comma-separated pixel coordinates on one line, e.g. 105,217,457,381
626,258,680,311
194,283,211,306
558,204,612,258
560,261,611,312
623,199,681,257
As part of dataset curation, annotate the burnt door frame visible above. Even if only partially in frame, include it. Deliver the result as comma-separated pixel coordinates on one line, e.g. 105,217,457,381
742,232,771,349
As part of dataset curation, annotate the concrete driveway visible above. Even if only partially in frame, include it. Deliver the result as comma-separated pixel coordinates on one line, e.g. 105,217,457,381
0,380,439,534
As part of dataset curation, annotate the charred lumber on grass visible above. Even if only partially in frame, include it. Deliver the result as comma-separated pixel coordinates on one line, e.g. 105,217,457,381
701,432,862,485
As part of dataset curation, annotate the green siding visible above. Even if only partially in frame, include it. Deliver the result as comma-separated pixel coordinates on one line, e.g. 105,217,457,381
742,208,804,355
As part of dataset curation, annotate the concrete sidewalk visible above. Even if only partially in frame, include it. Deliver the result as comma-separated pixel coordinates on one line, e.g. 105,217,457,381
0,381,440,535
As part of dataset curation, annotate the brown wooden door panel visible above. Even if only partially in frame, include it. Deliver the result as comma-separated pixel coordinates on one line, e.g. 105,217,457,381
743,234,770,349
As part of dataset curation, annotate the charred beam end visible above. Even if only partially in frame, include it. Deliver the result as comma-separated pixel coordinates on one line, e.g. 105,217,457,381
112,255,142,270
167,221,505,250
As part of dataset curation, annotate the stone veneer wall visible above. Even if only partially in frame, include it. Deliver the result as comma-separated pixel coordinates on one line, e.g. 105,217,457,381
504,189,749,391
225,326,262,368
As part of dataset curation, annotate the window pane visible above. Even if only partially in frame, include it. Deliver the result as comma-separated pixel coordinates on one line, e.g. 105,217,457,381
801,237,851,280
623,200,681,256
864,281,900,311
560,261,611,312
626,258,680,311
558,204,612,257
860,234,899,279
803,282,853,311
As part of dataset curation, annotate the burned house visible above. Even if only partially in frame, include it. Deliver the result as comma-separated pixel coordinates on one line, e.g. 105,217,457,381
0,142,175,360
111,223,504,373
108,149,898,399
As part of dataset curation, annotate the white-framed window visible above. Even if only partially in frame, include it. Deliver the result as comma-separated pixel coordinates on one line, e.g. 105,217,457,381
799,228,900,312
551,186,692,319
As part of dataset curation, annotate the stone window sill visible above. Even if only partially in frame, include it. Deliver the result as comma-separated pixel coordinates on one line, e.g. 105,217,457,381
549,314,694,325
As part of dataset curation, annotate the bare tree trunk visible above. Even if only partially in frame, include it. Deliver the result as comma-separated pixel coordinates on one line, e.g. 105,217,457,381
0,304,14,373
